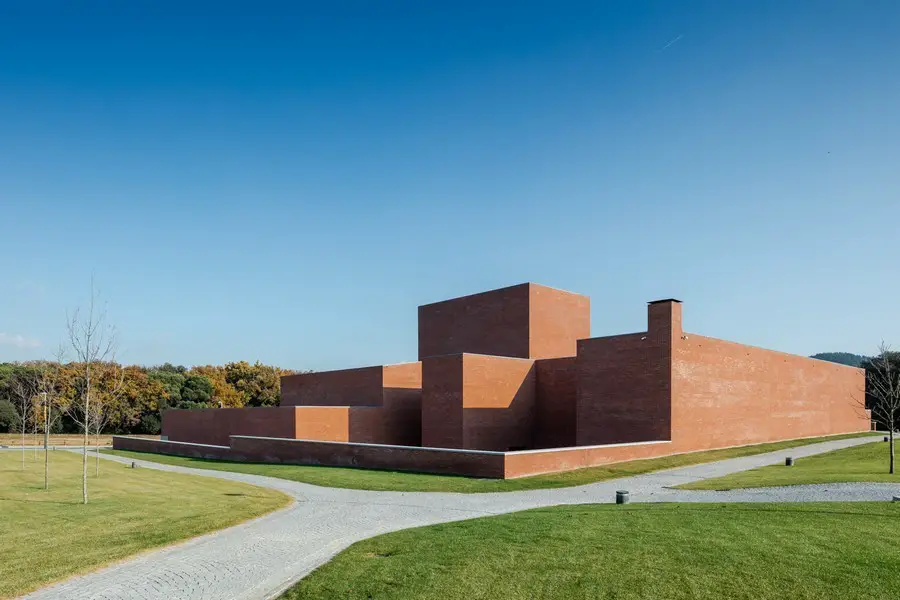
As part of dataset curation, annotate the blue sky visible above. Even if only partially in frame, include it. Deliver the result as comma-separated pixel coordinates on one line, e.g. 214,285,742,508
1,1,898,370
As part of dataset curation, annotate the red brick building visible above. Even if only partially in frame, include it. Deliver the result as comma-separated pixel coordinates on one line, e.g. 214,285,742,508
118,283,870,478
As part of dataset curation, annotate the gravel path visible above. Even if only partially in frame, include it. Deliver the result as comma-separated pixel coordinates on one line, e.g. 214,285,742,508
21,435,897,600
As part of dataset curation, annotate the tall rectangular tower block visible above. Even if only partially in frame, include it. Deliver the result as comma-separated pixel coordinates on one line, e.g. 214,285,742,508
417,282,590,360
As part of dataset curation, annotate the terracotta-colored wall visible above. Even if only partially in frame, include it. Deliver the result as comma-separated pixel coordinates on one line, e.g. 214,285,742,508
671,334,869,451
164,402,422,447
574,298,867,451
343,407,383,443
378,362,423,445
229,436,506,478
528,284,591,359
162,407,298,446
422,353,536,451
169,362,422,447
421,354,464,448
156,286,872,474
117,434,664,479
294,406,351,441
462,354,536,451
113,435,505,477
113,436,234,460
503,441,673,478
418,284,531,360
113,429,868,480
533,356,578,448
418,283,590,361
575,333,671,446
575,300,679,446
382,362,422,389
280,366,384,406
380,390,422,446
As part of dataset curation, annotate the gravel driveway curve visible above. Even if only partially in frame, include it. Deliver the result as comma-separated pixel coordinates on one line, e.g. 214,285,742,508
22,435,897,600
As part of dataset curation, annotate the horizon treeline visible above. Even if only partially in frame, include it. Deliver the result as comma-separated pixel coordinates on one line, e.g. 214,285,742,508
0,360,299,435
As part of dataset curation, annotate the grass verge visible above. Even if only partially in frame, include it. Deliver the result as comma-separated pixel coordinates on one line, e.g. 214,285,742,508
282,502,900,600
0,450,290,599
679,439,899,490
105,432,877,493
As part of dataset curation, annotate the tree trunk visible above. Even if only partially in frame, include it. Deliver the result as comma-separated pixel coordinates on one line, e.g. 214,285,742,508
21,420,25,469
44,403,49,490
82,380,89,505
890,428,895,475
95,430,100,477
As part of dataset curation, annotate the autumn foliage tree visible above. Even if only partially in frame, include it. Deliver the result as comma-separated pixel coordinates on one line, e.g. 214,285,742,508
0,360,298,437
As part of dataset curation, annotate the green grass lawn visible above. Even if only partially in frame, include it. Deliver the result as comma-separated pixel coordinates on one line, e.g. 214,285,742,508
679,439,899,490
0,450,290,599
106,432,878,493
282,502,900,600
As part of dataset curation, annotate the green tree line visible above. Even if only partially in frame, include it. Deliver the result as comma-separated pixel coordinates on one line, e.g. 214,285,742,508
0,361,297,435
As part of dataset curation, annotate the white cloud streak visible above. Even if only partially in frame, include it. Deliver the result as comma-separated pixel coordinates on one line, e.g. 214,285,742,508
661,34,684,51
0,332,41,349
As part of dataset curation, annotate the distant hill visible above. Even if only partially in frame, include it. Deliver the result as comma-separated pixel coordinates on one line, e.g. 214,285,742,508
810,352,869,367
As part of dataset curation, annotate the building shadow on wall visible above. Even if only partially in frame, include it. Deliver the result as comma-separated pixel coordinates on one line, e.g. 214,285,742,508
462,365,537,452
347,388,422,446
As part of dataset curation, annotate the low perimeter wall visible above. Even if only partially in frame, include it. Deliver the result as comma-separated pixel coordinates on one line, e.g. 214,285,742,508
113,435,679,478
230,436,505,477
113,437,233,460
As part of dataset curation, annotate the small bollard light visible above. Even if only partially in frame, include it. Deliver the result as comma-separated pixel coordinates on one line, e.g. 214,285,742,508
785,457,794,466
616,490,630,504
131,461,137,469
885,436,889,442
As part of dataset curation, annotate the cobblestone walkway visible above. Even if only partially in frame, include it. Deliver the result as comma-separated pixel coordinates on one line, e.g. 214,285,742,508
22,436,897,600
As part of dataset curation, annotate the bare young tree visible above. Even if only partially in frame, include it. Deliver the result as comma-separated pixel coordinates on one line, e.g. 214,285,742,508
66,280,117,504
9,370,37,469
862,343,900,474
35,349,68,490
